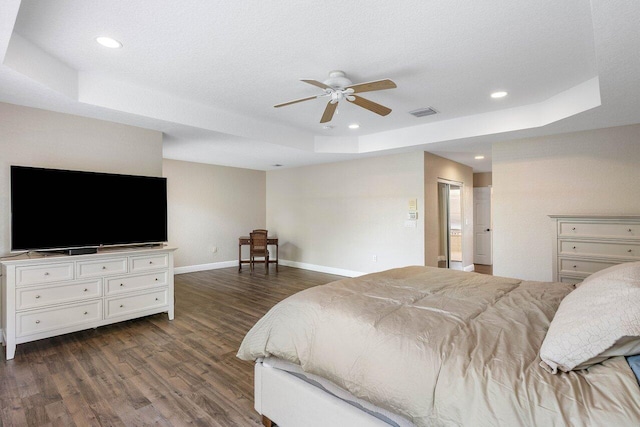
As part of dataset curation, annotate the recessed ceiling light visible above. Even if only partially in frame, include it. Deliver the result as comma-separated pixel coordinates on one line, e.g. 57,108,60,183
348,123,360,129
96,36,122,49
490,91,508,99
474,155,485,160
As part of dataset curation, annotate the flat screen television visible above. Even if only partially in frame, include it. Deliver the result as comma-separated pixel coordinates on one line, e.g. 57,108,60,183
11,165,168,252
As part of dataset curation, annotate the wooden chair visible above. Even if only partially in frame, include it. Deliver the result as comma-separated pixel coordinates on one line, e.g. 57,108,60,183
249,231,269,274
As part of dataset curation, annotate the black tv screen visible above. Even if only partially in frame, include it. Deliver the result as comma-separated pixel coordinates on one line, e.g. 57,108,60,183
11,166,168,251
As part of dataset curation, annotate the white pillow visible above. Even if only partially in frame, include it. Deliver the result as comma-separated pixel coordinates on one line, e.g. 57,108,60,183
539,261,640,373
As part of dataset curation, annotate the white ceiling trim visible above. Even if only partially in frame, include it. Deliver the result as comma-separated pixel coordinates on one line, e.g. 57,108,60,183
4,27,601,158
77,72,315,151
314,77,600,154
357,77,601,153
5,33,77,98
0,0,20,60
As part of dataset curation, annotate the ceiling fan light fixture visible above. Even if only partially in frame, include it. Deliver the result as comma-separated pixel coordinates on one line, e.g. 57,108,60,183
490,91,508,99
96,36,122,48
348,123,360,129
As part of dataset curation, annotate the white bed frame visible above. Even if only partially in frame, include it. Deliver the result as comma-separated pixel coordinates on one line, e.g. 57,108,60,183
254,361,394,427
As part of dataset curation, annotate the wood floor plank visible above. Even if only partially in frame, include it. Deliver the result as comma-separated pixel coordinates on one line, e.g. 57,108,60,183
0,266,344,426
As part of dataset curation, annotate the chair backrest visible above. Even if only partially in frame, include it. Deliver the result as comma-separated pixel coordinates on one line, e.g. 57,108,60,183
252,229,268,235
250,232,268,252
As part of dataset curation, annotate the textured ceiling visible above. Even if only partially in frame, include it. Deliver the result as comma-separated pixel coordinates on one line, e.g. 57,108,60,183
1,0,639,172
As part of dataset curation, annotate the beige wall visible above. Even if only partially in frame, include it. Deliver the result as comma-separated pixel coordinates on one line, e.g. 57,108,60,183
473,172,492,187
266,151,425,275
493,124,640,281
423,152,474,269
163,159,265,270
0,102,162,255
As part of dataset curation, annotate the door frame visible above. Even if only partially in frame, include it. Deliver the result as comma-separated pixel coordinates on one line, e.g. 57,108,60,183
437,178,464,269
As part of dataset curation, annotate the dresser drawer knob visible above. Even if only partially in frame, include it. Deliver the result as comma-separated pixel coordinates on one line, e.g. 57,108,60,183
572,227,576,231
35,320,40,324
35,295,40,299
84,311,88,315
149,261,153,264
573,265,577,268
44,272,49,276
155,278,158,281
629,229,633,233
572,246,576,249
120,304,124,308
84,288,88,292
102,266,107,270
120,283,124,287
629,249,633,253
155,298,159,301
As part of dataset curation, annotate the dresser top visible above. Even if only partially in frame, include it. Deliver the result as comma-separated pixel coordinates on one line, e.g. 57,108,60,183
0,245,177,265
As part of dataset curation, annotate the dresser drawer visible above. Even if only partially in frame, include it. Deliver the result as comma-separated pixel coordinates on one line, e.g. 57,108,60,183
77,257,128,278
559,221,640,239
130,253,169,272
16,262,74,286
559,258,619,277
105,289,167,319
558,275,583,285
105,271,168,295
16,279,102,310
17,300,102,337
559,241,640,260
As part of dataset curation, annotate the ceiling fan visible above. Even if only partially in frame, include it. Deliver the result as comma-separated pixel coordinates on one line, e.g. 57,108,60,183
274,70,397,123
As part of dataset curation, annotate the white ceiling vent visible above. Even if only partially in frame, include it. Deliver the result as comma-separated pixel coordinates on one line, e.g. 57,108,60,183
409,107,438,117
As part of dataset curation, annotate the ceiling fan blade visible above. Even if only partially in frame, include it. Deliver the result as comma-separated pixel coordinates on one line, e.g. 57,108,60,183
348,95,392,116
320,101,338,123
301,79,333,90
346,79,397,94
274,95,318,108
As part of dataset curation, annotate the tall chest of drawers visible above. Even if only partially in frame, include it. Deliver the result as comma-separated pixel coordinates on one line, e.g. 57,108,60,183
550,215,640,283
1,246,176,360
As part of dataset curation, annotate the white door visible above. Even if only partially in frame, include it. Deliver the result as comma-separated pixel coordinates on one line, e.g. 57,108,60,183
473,187,492,265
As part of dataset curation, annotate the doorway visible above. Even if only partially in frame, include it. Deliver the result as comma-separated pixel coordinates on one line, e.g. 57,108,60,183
438,180,463,270
473,186,492,266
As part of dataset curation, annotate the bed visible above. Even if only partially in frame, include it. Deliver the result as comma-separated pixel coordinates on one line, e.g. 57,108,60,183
237,265,640,426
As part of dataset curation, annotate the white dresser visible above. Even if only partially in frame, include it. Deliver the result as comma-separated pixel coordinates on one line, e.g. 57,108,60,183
1,246,176,360
550,215,640,284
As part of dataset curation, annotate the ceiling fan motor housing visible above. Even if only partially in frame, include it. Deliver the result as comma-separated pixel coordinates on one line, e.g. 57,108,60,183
323,70,353,89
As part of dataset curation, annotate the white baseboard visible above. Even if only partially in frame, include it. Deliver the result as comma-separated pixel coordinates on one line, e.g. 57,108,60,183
174,259,377,278
175,260,474,277
174,260,238,275
278,259,364,278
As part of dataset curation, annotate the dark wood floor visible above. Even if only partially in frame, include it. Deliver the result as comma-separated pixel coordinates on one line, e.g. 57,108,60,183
0,266,344,427
474,264,493,275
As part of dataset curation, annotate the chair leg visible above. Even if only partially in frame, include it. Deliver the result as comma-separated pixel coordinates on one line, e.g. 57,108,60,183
266,254,269,274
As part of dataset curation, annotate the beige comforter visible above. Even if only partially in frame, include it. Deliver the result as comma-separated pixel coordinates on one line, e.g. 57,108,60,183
237,266,640,426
